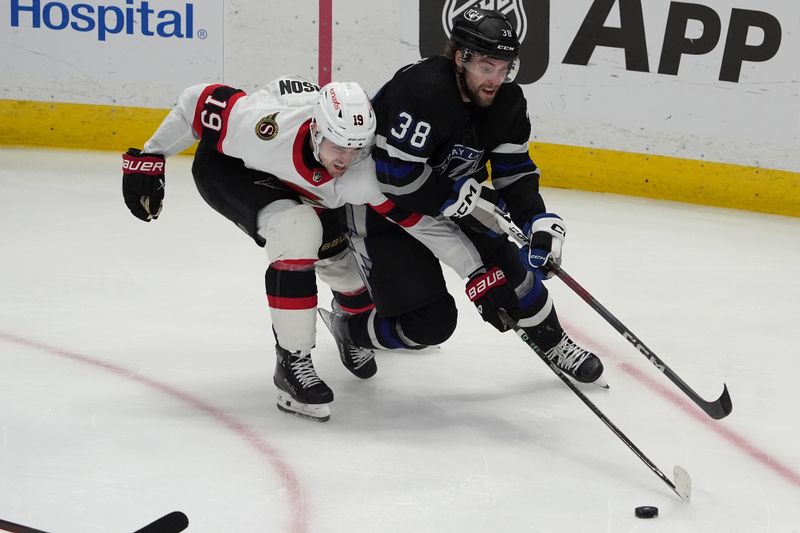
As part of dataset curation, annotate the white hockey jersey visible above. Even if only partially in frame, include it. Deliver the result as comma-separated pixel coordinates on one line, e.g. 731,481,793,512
142,75,484,278
144,75,386,210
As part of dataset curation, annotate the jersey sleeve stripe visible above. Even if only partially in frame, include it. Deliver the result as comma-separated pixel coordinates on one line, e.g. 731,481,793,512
370,200,423,228
375,159,415,179
370,199,394,215
376,135,428,163
377,164,432,195
492,142,530,154
271,258,317,270
491,171,539,189
395,212,423,227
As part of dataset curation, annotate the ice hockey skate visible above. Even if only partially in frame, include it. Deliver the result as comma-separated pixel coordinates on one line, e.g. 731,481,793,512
318,308,377,379
273,345,333,422
546,332,604,384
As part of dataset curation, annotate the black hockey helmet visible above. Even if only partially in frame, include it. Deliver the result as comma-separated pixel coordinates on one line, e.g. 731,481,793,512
451,8,520,61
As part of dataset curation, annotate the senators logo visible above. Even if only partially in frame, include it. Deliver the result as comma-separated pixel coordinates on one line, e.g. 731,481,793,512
255,112,280,140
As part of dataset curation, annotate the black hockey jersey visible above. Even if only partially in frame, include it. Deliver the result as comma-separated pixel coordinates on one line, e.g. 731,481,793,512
371,55,545,229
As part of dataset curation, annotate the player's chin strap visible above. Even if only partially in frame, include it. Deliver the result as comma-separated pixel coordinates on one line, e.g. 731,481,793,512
476,196,732,421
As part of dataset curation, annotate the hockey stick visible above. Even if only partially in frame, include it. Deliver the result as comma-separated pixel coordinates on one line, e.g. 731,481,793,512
487,203,732,420
0,517,50,533
133,511,189,533
0,512,188,533
498,309,692,501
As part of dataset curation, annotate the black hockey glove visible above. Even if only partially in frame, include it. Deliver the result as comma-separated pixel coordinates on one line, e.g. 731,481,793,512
519,213,566,279
122,148,165,222
465,266,518,332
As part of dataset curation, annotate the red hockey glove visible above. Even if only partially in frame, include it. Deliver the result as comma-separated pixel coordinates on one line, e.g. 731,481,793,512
465,266,518,332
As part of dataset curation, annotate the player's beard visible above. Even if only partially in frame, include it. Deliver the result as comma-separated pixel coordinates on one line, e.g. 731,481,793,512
457,69,497,108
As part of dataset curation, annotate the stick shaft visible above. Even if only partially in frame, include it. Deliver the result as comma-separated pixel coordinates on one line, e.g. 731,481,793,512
498,310,688,500
488,205,732,420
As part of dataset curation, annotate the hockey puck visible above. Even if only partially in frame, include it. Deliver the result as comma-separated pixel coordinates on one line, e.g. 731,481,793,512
635,506,659,519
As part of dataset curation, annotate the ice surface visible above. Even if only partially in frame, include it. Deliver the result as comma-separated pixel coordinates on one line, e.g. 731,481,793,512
1,147,798,532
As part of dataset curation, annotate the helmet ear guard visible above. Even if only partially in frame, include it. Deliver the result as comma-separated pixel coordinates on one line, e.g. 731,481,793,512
311,82,376,164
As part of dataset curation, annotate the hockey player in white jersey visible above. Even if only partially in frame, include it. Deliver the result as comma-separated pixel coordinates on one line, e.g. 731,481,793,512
121,76,425,422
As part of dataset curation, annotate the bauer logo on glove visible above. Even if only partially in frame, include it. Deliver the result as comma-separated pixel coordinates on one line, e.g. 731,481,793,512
122,157,165,174
466,267,505,300
465,266,518,332
122,148,166,222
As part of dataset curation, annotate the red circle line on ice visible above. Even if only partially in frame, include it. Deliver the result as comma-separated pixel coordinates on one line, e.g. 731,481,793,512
0,332,310,533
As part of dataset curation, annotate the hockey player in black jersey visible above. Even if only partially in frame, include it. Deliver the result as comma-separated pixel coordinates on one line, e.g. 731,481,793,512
335,8,604,383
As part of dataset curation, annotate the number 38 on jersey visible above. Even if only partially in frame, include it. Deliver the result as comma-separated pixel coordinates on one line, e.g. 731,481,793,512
390,111,431,150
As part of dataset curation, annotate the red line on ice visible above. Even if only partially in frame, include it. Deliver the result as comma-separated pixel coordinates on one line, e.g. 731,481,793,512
563,324,800,489
0,332,309,533
617,360,800,488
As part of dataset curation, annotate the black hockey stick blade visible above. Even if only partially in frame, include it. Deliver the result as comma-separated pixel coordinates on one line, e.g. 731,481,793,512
485,202,733,420
550,262,733,420
0,512,189,533
663,371,731,420
0,517,52,533
132,511,189,533
705,384,732,420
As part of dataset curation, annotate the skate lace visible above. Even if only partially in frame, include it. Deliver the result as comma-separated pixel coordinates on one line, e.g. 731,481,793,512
345,344,374,369
547,334,589,373
290,353,323,387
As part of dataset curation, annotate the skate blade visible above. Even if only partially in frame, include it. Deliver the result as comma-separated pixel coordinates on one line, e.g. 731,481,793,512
276,392,331,422
565,373,610,389
318,308,333,332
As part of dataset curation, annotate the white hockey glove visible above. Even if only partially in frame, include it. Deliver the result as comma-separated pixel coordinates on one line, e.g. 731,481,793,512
519,213,566,278
440,176,482,218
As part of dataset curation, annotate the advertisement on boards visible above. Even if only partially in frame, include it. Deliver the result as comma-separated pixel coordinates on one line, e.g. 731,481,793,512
416,0,797,170
3,0,223,106
419,0,786,85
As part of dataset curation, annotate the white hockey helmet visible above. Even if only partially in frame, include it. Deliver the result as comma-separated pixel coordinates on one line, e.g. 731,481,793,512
311,81,376,163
